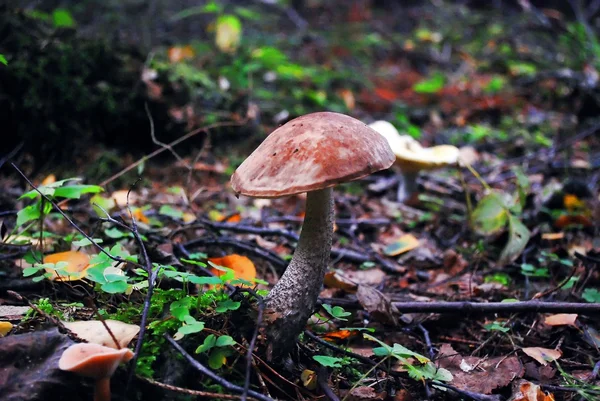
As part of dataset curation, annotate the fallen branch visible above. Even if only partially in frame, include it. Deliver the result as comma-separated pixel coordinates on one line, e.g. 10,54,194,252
320,298,600,314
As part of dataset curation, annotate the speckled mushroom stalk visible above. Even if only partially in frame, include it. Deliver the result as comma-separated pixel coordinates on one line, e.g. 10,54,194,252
230,112,395,358
265,187,333,354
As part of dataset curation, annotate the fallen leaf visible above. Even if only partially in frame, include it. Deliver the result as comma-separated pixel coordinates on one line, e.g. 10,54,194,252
438,344,524,394
130,208,149,224
111,189,135,207
215,14,241,53
343,385,386,401
168,45,195,63
356,285,399,325
300,369,317,390
0,322,13,336
323,271,358,292
43,251,91,281
522,347,562,365
209,254,256,286
322,330,356,342
541,232,564,240
41,174,56,186
511,381,555,401
544,314,578,327
62,320,140,349
383,234,420,256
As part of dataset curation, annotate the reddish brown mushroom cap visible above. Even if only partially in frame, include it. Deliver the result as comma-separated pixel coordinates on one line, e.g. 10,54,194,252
231,112,395,198
58,343,134,379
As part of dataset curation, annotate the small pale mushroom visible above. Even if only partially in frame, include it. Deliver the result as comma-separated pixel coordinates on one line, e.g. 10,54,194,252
231,112,394,356
59,343,133,401
368,121,460,202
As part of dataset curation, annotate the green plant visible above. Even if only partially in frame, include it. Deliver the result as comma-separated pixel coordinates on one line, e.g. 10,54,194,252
195,334,237,369
364,334,452,383
470,168,531,264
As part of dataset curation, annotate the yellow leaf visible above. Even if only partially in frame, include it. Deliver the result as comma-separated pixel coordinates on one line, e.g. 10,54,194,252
43,251,91,281
300,369,317,390
383,234,420,256
182,212,197,223
209,254,256,286
0,321,13,336
215,15,241,53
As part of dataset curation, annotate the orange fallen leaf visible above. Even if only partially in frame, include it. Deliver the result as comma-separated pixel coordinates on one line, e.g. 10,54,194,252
168,45,195,63
323,271,358,292
43,251,91,281
130,208,149,224
322,329,356,342
513,381,555,401
554,214,593,229
41,174,56,186
563,194,585,211
541,232,564,240
544,314,578,327
209,254,256,286
522,347,561,365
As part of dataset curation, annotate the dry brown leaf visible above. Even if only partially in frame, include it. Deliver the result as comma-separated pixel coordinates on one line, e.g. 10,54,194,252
62,320,140,349
437,343,524,394
343,385,386,401
356,285,399,325
522,347,562,366
43,251,91,281
544,314,578,327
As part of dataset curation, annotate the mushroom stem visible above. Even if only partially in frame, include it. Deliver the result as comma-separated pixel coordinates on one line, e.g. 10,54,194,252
94,377,111,401
265,187,334,355
397,171,419,203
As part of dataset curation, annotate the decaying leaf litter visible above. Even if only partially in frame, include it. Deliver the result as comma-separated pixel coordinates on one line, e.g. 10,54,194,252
1,2,600,401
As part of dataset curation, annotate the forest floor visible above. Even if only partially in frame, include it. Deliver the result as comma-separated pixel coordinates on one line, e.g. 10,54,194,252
1,2,600,401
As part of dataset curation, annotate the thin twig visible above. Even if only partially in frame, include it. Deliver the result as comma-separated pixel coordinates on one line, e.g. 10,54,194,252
11,164,138,267
164,334,276,401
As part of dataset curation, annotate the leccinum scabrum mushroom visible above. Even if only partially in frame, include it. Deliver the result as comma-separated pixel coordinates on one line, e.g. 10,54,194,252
231,112,394,356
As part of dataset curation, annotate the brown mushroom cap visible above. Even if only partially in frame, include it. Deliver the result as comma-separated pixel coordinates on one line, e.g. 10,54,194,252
231,112,395,198
58,343,134,379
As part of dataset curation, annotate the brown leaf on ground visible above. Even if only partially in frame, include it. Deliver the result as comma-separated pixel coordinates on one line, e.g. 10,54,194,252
356,285,399,325
437,343,524,394
341,385,386,401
